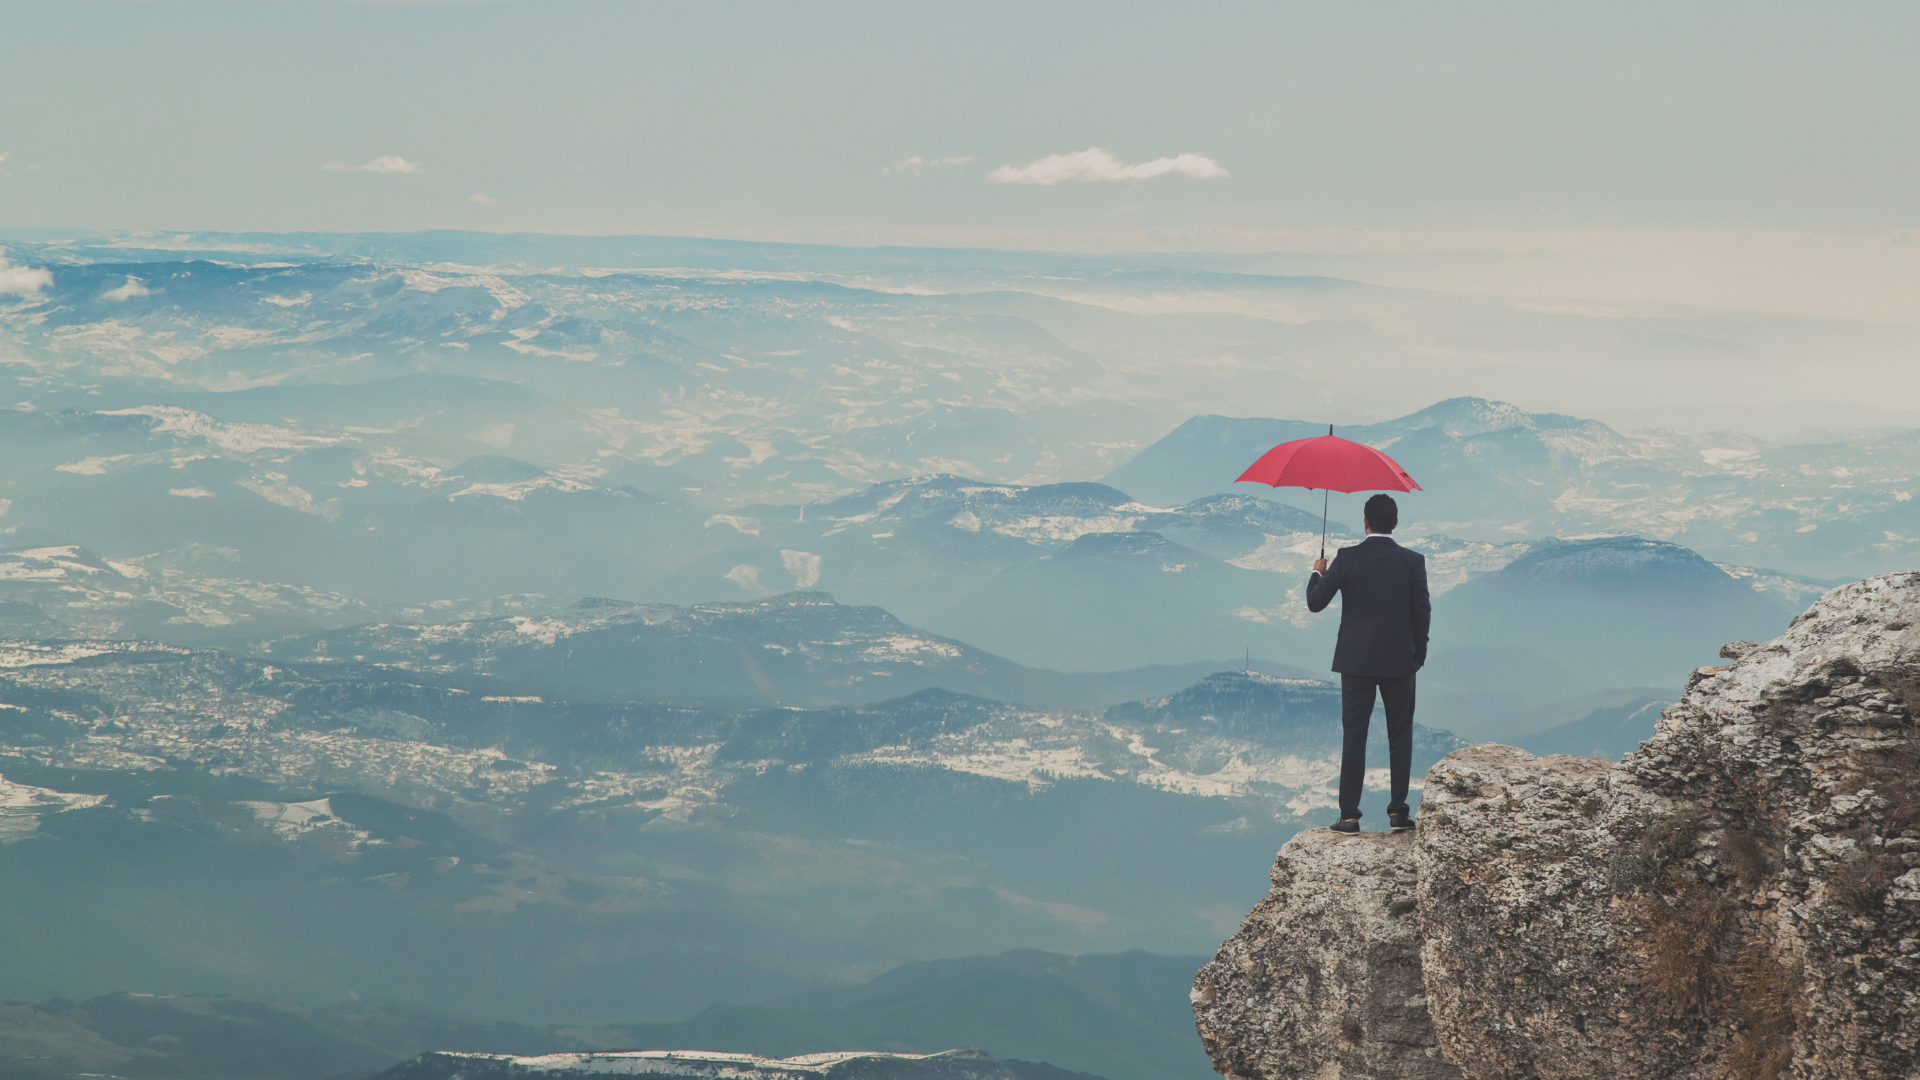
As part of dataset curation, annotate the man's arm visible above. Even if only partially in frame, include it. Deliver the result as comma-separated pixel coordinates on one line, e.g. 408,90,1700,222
1409,553,1431,669
1306,555,1341,612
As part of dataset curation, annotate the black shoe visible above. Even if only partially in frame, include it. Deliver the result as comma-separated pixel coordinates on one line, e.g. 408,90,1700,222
1389,813,1415,832
1328,818,1361,834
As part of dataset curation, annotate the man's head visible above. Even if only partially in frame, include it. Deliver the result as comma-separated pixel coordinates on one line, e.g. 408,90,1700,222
1364,494,1399,534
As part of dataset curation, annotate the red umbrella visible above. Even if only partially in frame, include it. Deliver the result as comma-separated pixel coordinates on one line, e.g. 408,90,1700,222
1236,425,1422,560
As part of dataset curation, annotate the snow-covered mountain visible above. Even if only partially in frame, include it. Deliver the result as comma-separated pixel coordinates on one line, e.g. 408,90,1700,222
664,471,1825,679
659,479,1343,669
2,233,1910,591
1432,535,1790,694
0,617,1448,1021
0,253,1144,506
0,437,1822,721
1104,397,1918,579
0,542,400,640
0,229,1896,1069
252,591,1294,710
0,377,1835,682
375,1049,1087,1080
0,228,1885,675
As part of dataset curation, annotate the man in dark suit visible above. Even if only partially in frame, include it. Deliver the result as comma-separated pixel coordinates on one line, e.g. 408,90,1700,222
1305,493,1431,834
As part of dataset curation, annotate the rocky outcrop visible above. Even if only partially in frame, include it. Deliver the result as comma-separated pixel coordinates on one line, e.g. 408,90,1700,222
1197,572,1920,1080
1192,831,1460,1080
1415,745,1689,1078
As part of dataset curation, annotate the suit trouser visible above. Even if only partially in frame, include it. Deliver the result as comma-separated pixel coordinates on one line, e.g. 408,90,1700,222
1339,673,1415,820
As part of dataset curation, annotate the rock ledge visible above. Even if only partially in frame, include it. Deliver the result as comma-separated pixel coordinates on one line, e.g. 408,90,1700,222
1196,572,1920,1080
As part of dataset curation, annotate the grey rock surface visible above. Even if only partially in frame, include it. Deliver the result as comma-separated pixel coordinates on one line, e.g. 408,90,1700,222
1197,572,1920,1080
1415,745,1691,1078
1191,830,1461,1080
1611,570,1920,1080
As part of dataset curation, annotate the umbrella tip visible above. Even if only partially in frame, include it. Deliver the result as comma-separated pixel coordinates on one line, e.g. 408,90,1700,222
1328,424,1333,436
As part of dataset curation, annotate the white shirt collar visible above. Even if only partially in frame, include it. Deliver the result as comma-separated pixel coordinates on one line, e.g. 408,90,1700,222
1361,534,1394,542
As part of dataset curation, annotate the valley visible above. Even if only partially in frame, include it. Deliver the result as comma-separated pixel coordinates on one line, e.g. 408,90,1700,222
0,229,1899,1080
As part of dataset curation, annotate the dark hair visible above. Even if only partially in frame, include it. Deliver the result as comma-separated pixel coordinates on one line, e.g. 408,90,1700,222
1364,494,1398,534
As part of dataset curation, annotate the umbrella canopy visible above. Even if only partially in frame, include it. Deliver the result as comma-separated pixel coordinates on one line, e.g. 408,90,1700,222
1236,427,1422,559
1236,431,1422,493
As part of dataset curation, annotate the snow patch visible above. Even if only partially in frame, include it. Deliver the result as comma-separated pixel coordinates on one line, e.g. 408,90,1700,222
780,549,822,589
57,455,130,475
0,774,106,842
98,406,346,454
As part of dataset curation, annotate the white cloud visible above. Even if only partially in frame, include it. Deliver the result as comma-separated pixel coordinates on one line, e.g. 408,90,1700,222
884,154,976,176
0,258,52,297
468,193,498,205
988,147,1228,185
101,276,149,301
322,155,423,174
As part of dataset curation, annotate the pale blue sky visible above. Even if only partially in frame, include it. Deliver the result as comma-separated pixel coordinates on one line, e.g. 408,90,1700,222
4,1,1917,245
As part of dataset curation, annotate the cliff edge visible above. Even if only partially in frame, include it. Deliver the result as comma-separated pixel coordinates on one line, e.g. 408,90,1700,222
1196,571,1920,1080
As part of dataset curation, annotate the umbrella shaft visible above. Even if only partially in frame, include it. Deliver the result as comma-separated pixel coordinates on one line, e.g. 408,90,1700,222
1322,426,1331,560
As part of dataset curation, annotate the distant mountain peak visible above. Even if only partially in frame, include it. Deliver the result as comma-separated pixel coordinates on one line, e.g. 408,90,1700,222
858,685,998,710
728,589,842,609
1498,535,1728,585
1052,531,1203,565
443,455,552,484
570,596,641,610
1107,669,1341,737
1191,668,1333,692
815,474,1141,524
1147,669,1351,716
1105,668,1465,762
1388,396,1537,436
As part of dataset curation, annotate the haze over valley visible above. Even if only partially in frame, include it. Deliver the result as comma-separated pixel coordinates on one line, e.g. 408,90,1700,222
0,224,1894,1075
6,7,1919,1072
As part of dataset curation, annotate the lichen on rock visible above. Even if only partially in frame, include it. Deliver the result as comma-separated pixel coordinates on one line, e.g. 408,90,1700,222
1195,572,1920,1080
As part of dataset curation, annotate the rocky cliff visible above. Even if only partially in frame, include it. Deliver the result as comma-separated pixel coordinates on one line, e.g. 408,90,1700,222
1191,830,1458,1080
1195,571,1920,1080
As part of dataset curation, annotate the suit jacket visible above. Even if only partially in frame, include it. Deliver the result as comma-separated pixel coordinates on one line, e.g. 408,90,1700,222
1305,535,1431,677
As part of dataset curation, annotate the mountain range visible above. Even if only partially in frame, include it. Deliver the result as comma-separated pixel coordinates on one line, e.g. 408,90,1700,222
0,229,1900,1079
0,233,1912,595
250,590,1314,711
0,602,1466,1027
1103,397,1916,580
0,483,1819,731
0,231,1873,688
